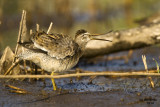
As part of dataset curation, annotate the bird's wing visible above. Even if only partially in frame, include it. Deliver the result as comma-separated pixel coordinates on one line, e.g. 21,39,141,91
31,32,79,59
18,42,47,54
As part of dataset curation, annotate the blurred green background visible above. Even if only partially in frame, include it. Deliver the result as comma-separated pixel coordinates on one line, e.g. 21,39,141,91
0,0,160,51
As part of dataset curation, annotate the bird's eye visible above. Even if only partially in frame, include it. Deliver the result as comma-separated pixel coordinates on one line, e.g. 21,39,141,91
81,35,87,41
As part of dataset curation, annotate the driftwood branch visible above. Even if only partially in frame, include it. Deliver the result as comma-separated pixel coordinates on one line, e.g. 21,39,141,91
84,22,160,57
0,72,160,79
13,10,26,62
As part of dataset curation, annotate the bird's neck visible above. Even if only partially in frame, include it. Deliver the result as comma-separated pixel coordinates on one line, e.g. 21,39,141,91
75,37,89,57
76,41,87,52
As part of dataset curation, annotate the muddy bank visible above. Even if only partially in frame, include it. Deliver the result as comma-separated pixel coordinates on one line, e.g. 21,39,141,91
1,46,160,107
0,76,160,107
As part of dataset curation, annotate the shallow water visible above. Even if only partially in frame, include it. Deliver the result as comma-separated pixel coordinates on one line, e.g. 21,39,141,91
77,46,160,71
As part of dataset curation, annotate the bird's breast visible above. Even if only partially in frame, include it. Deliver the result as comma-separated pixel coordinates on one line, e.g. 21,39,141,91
18,49,81,73
34,53,79,72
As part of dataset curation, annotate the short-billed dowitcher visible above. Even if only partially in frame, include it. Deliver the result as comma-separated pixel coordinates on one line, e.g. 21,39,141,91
18,29,112,90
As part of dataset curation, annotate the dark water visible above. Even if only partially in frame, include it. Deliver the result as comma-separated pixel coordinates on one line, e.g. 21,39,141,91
39,46,160,93
78,46,160,71
1,46,160,106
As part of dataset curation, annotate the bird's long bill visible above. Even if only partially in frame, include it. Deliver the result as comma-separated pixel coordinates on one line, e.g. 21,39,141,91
89,34,112,42
90,37,112,42
89,30,112,42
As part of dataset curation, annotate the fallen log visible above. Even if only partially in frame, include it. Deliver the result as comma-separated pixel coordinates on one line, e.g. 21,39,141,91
84,22,160,57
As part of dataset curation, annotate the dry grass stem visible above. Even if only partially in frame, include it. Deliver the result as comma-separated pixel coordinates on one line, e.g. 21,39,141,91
47,22,53,34
36,24,39,31
30,29,33,35
1,72,160,79
142,55,148,72
148,77,155,88
153,58,160,73
4,59,20,75
142,55,155,88
5,85,28,94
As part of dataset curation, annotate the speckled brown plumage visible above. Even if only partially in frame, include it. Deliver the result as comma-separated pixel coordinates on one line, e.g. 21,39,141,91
18,29,111,73
18,29,111,90
31,31,80,59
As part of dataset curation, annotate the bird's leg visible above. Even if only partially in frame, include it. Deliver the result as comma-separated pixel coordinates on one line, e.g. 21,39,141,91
51,72,57,91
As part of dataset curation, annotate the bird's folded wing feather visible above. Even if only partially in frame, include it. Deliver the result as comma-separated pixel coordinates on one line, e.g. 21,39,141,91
18,42,47,54
32,32,79,59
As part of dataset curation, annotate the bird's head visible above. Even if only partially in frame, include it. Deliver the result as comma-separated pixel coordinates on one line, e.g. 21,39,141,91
75,29,90,43
75,29,112,48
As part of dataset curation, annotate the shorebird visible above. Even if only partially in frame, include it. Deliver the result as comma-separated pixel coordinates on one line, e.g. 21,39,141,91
16,29,112,90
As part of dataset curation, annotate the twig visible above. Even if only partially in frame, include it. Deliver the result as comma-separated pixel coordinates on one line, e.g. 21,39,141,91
1,72,160,79
4,59,21,75
47,22,53,34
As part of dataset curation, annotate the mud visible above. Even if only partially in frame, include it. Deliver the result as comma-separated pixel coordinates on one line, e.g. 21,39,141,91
1,46,160,107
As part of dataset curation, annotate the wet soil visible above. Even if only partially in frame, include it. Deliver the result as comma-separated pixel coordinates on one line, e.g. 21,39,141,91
1,46,160,107
1,78,160,107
